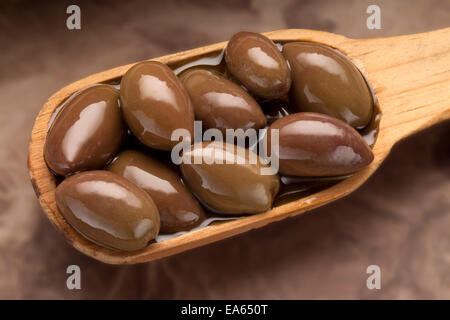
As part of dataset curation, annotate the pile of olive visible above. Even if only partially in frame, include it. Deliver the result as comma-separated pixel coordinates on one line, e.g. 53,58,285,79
45,31,375,251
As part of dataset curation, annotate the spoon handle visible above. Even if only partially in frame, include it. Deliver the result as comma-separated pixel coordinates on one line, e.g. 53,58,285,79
340,27,450,147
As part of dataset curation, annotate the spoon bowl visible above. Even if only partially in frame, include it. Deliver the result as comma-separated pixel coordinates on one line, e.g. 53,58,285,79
28,28,450,264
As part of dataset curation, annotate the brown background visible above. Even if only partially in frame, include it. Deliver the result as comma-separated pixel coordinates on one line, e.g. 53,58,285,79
0,0,449,299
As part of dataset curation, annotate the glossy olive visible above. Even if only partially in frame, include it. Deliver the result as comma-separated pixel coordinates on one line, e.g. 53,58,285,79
283,42,373,128
267,113,374,176
44,84,124,176
225,31,291,99
107,150,205,233
120,61,195,150
55,170,160,251
180,141,280,214
181,69,267,133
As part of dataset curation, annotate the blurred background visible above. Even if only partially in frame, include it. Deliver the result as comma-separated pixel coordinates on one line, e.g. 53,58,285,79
0,0,449,299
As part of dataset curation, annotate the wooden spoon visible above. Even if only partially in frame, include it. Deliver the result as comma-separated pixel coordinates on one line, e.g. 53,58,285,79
28,28,450,264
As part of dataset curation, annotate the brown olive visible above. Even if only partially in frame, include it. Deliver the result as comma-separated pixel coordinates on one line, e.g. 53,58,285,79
120,61,195,150
267,112,374,176
225,31,291,99
181,69,267,133
55,170,160,251
180,141,280,214
107,150,205,233
44,84,124,176
283,42,373,128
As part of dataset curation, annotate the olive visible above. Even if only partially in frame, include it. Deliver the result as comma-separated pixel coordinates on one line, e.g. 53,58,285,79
225,31,291,99
55,170,160,251
283,42,373,128
181,69,267,133
44,84,124,176
180,141,280,214
107,150,205,233
120,61,195,150
267,112,374,177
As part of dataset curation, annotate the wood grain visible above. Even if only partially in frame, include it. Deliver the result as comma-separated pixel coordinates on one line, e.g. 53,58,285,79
28,28,450,264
